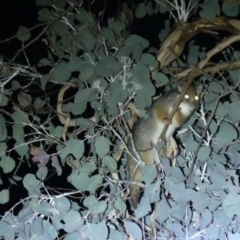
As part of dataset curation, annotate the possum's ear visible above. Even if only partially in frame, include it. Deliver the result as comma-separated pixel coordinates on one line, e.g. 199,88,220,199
177,80,188,92
196,84,203,94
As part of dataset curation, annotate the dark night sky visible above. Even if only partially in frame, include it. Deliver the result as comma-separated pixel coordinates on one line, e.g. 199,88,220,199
0,0,44,62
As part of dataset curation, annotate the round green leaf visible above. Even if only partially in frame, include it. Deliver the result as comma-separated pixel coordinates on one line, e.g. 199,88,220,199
197,146,211,162
60,139,85,159
11,110,29,124
89,201,107,215
152,72,169,84
95,56,122,77
36,166,48,180
0,156,15,174
199,0,221,19
23,173,41,192
142,165,157,184
215,122,237,146
135,3,147,18
222,2,239,17
83,195,97,208
38,8,52,22
88,222,108,240
53,61,71,83
103,155,117,172
0,189,9,204
124,221,142,240
0,114,7,141
17,26,31,41
95,136,110,158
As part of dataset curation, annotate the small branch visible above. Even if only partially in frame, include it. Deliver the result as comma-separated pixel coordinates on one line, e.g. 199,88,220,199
187,85,239,182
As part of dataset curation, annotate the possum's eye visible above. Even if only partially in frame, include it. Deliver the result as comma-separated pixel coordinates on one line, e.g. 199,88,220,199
184,95,189,99
195,96,199,101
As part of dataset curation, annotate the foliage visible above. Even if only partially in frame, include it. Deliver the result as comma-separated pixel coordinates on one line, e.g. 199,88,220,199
1,0,240,239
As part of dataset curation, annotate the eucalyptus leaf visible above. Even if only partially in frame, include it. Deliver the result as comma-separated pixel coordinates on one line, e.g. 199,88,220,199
74,88,92,105
124,221,142,240
53,61,71,83
76,118,93,127
106,81,128,111
170,167,186,181
144,180,161,204
228,100,240,121
89,201,107,215
95,136,110,158
215,122,237,146
156,198,170,223
36,166,48,180
17,26,31,41
132,43,142,61
88,222,108,240
38,58,51,66
153,72,169,84
67,57,83,72
81,162,96,175
183,132,198,152
114,196,126,215
0,220,14,239
129,62,155,106
95,56,122,77
103,155,117,172
23,173,41,194
0,189,9,204
108,18,125,34
0,90,10,106
75,8,95,27
77,32,96,51
63,210,84,233
88,175,102,192
199,0,221,19
54,196,71,213
12,124,24,143
200,209,212,228
68,172,91,191
83,196,97,208
60,139,85,159
34,97,44,109
135,197,151,218
38,8,52,22
208,81,224,94
135,3,147,18
142,165,157,184
101,27,115,43
0,156,15,174
109,228,124,240
187,43,200,65
0,114,7,141
222,192,240,219
17,92,32,107
140,53,158,71
0,143,7,154
222,2,239,17
197,146,211,162
125,35,149,49
14,141,29,157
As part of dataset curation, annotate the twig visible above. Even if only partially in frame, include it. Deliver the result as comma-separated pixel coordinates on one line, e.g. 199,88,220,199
187,85,239,182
